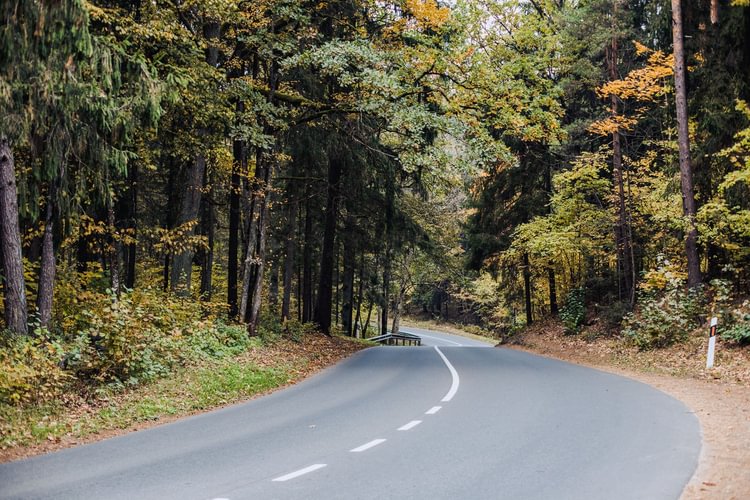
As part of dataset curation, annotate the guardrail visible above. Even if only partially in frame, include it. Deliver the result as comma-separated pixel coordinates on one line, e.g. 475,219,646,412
367,331,421,346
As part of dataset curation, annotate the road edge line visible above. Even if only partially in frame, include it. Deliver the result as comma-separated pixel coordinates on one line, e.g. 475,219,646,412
434,346,460,402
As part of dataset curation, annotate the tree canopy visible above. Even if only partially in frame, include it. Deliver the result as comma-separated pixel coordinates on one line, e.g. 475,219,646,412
1,0,749,355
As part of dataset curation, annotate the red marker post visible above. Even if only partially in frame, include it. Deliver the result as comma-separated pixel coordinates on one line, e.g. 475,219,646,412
706,317,718,369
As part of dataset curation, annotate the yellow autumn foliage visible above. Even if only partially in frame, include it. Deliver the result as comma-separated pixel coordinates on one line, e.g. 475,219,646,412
404,0,451,28
589,41,673,136
597,44,673,102
588,115,639,136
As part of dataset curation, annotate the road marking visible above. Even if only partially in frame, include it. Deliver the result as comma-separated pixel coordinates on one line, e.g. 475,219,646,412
398,420,422,431
350,438,387,452
425,406,442,415
272,464,327,482
434,346,460,402
414,333,463,346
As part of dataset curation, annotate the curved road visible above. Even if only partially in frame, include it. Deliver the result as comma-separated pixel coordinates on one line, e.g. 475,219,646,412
0,327,700,499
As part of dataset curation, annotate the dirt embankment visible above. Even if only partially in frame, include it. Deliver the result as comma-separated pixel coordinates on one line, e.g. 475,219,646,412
508,321,750,500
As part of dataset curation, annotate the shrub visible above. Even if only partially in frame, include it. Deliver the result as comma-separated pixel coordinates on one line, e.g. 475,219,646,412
623,285,707,350
600,300,630,328
61,289,261,387
186,321,257,360
560,288,586,334
722,322,750,345
716,298,750,346
0,335,70,405
1,266,268,405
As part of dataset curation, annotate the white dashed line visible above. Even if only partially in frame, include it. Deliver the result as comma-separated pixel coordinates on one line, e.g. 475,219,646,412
425,406,442,415
434,346,460,402
272,464,327,482
398,420,422,431
350,438,387,452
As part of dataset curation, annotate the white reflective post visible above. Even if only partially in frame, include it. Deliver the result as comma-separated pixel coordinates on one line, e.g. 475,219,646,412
706,317,718,369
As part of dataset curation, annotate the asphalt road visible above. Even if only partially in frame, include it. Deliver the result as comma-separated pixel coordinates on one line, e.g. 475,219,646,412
0,328,700,500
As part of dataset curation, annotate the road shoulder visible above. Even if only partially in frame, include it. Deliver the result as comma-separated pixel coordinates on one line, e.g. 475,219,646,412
505,337,750,500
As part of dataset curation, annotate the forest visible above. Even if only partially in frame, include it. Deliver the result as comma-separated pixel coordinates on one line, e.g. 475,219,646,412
1,0,750,409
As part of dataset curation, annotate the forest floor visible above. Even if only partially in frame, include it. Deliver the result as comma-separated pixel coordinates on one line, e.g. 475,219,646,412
405,318,750,500
0,333,369,464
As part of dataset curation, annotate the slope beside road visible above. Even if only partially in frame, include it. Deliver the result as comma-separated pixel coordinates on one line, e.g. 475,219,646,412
0,329,700,499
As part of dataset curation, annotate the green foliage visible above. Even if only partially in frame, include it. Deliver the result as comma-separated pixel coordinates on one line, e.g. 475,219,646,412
711,283,750,346
0,336,70,405
623,283,707,350
60,289,255,387
560,288,586,334
722,322,750,345
697,101,750,263
0,266,262,405
599,300,630,329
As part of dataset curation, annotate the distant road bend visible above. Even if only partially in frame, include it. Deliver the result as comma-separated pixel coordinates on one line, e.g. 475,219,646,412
0,327,700,500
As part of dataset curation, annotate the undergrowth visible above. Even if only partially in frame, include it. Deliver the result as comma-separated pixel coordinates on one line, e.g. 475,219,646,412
0,266,365,453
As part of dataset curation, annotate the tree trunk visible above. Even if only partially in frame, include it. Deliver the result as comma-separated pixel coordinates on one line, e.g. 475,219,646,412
302,184,314,323
171,21,219,296
547,267,558,316
523,252,533,326
363,301,373,338
710,0,719,26
608,28,635,305
163,156,177,291
200,169,214,300
37,191,56,329
239,152,264,323
170,155,205,296
269,260,279,312
391,282,406,337
107,205,121,297
334,243,339,327
672,0,702,289
124,163,137,289
228,108,244,318
381,251,391,335
353,253,364,338
0,139,28,335
240,150,273,336
341,216,356,336
297,197,303,322
248,185,270,336
381,175,395,335
314,156,343,334
281,196,297,322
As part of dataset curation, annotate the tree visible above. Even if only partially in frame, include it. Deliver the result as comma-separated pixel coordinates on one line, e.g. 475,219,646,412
0,139,28,335
671,0,701,289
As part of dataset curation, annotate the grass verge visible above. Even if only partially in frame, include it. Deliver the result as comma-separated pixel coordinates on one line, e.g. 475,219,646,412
0,333,368,462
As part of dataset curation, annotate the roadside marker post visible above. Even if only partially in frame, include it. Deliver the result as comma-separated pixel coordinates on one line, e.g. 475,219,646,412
706,317,718,369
